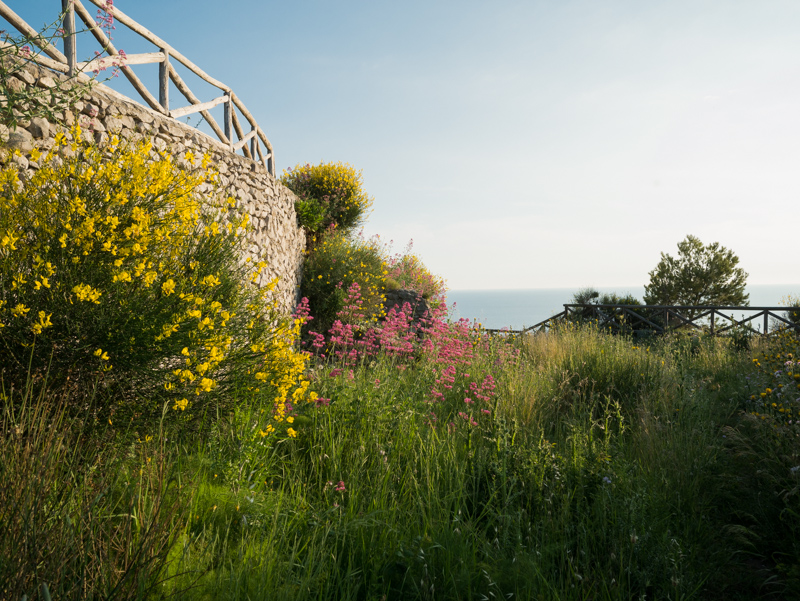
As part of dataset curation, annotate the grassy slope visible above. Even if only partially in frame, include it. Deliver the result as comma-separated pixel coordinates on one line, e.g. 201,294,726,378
5,326,800,600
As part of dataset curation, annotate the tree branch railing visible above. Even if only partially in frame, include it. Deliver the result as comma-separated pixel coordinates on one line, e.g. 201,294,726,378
484,305,800,337
0,0,275,174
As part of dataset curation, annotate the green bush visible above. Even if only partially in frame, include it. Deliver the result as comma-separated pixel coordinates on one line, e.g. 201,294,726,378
0,130,311,428
300,230,387,335
383,241,447,307
281,162,373,237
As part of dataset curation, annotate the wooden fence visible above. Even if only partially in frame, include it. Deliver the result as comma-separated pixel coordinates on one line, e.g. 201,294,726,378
484,304,800,337
0,0,275,174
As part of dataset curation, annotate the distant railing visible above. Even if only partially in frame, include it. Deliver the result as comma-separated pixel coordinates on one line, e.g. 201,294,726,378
0,0,275,174
484,304,800,337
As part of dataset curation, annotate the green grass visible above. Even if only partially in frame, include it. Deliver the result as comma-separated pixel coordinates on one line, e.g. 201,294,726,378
3,325,800,600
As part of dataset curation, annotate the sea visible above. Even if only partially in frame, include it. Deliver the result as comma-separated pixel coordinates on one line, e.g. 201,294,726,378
445,285,800,331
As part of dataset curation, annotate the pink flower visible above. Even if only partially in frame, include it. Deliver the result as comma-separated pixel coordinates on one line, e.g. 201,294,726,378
335,481,346,492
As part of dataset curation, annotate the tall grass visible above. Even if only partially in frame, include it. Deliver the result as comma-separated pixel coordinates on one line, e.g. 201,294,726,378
0,375,197,600
5,323,799,599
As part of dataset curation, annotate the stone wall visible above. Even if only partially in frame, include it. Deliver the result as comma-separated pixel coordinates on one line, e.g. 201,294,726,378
0,59,305,313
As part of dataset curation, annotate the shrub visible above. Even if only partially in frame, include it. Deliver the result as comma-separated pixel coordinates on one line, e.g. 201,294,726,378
782,294,800,327
281,162,373,237
0,129,311,430
383,240,447,307
299,229,387,336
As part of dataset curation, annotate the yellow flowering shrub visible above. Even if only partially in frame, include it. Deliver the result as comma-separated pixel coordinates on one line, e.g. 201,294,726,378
0,129,311,429
281,161,373,236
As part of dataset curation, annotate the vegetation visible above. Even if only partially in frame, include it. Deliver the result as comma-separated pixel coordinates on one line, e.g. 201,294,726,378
783,294,800,326
571,286,641,307
0,129,314,431
2,45,798,600
644,235,749,314
299,229,388,337
281,162,374,238
0,5,118,131
382,239,447,307
4,298,800,599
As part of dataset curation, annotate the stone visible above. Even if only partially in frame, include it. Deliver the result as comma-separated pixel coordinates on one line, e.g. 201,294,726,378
15,69,36,86
383,289,431,323
36,76,56,89
5,129,34,153
11,153,29,169
5,76,26,93
27,117,50,139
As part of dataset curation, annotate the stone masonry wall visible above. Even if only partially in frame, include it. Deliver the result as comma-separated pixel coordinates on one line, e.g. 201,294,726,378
0,60,305,313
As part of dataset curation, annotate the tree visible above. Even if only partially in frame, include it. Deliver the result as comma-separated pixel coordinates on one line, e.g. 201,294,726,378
643,235,749,313
571,287,640,307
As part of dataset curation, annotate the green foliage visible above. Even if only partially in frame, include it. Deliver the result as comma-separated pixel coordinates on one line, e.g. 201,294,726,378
644,235,749,315
161,324,800,600
0,131,311,428
300,229,387,334
782,294,800,326
571,286,641,306
0,381,193,599
383,241,447,307
281,162,373,236
569,287,642,330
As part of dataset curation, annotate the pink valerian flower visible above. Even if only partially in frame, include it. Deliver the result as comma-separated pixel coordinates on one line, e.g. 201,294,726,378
335,480,346,492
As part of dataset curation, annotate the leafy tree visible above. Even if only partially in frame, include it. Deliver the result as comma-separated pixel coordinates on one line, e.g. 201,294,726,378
643,235,749,314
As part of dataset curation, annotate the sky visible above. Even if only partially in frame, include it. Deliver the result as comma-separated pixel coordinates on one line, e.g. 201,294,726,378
9,0,800,290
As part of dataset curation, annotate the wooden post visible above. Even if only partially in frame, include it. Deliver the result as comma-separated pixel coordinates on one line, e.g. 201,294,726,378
62,0,76,77
250,124,256,159
224,92,233,151
764,312,769,335
710,311,715,336
159,48,169,111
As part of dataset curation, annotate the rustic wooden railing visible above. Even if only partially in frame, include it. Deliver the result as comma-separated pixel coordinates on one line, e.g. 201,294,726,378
484,304,800,337
0,0,275,174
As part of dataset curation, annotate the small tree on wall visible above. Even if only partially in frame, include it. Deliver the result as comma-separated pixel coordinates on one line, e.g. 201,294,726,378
643,235,749,315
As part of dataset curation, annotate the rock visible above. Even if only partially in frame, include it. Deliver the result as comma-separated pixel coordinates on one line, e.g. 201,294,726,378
27,117,50,139
11,153,29,169
36,76,56,89
81,103,100,118
5,129,34,153
383,289,431,323
15,69,36,86
5,76,26,93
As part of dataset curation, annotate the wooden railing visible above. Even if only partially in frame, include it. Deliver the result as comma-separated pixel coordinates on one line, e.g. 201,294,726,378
485,304,800,337
0,0,275,174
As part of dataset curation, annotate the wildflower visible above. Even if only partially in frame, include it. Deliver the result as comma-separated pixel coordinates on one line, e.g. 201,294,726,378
161,279,176,295
335,480,346,492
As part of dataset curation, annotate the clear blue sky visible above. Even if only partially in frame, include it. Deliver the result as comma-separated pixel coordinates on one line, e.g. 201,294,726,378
9,0,800,290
